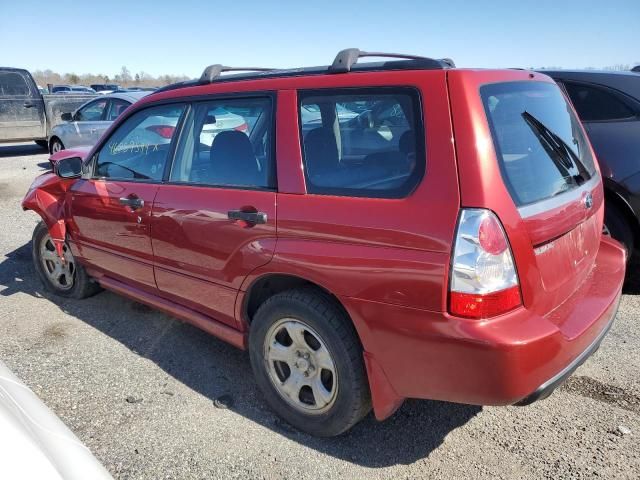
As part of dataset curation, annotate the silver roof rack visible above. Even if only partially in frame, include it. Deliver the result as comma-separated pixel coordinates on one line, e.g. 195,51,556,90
329,48,455,73
199,65,277,84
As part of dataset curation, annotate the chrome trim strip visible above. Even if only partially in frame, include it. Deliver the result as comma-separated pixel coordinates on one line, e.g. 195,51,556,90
517,173,600,219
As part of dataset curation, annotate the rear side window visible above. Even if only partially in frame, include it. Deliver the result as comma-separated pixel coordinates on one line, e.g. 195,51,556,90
298,88,424,198
95,103,185,181
563,82,636,122
481,81,596,207
170,97,274,189
0,72,30,96
76,99,108,121
107,99,130,121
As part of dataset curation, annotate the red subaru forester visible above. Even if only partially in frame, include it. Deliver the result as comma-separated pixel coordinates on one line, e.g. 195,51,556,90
23,49,625,436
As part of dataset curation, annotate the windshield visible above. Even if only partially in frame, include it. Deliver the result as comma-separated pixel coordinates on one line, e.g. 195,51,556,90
481,81,596,207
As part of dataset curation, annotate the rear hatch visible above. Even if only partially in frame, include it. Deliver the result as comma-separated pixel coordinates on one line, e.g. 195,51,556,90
479,79,602,319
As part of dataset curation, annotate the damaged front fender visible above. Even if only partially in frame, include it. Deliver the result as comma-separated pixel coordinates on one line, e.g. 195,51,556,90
22,172,77,260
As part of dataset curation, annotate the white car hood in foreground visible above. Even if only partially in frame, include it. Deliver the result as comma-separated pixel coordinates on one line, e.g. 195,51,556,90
0,361,112,480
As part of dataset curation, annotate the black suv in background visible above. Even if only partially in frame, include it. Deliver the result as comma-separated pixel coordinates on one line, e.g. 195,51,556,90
542,69,640,259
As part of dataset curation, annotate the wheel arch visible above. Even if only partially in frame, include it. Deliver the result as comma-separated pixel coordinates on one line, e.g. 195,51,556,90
240,271,403,420
603,180,640,248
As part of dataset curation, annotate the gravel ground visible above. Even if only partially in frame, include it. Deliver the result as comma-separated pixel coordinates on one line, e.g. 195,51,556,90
0,142,639,479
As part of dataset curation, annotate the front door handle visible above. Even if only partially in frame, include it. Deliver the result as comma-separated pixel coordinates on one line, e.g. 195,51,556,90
228,210,267,224
23,102,35,108
119,196,144,210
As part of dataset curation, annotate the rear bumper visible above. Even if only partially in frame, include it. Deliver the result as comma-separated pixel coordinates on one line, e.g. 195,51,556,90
514,293,619,406
343,237,625,417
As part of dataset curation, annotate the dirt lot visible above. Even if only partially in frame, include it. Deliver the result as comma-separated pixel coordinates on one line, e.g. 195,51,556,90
1,142,639,479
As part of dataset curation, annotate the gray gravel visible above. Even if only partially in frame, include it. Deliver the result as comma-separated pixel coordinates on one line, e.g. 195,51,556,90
1,142,639,479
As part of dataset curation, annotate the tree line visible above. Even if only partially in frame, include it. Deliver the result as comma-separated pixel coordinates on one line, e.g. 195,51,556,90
31,66,191,88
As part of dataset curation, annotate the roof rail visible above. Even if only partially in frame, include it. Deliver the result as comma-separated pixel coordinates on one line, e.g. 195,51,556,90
199,64,277,84
329,48,455,73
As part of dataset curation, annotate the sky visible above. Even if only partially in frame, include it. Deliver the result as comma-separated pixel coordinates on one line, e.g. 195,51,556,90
1,0,639,79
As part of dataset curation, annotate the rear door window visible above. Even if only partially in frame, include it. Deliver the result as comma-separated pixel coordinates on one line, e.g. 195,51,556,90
298,88,424,198
481,81,596,207
107,99,131,121
170,97,274,189
0,71,30,96
563,81,637,122
76,99,108,121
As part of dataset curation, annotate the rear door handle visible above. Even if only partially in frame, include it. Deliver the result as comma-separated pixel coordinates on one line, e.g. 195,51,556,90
23,102,35,108
228,210,267,224
119,196,144,210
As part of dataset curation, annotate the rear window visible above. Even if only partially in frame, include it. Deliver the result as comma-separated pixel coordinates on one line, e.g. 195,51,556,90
481,81,596,207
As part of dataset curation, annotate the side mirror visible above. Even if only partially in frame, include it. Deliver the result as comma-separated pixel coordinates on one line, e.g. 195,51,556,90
61,112,73,121
55,157,83,179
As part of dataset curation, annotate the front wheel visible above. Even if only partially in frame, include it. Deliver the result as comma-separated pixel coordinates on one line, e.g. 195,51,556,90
249,288,371,437
50,138,64,154
32,221,101,299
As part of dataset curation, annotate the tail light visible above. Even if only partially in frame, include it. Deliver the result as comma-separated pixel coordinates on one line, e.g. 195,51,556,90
234,122,249,133
145,125,175,139
449,209,522,319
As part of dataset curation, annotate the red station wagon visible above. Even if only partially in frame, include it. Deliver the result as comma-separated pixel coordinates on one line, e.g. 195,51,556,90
23,49,626,436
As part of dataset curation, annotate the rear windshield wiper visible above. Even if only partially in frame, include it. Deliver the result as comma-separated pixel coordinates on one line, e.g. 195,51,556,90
521,111,590,185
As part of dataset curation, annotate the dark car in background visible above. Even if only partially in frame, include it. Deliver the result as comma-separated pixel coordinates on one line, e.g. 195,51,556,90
543,69,640,258
0,67,96,147
90,83,120,94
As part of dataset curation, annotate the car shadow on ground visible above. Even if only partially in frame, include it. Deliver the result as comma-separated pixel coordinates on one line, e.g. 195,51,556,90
0,143,47,158
0,241,480,467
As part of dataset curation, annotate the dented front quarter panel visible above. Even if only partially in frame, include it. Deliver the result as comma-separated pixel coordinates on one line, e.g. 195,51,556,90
23,146,93,258
22,172,78,258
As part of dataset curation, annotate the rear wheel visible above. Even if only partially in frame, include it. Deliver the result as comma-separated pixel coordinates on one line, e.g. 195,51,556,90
604,203,634,260
32,221,101,299
249,288,371,437
50,138,64,154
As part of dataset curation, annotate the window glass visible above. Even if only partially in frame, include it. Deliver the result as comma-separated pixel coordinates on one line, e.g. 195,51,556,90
171,97,273,189
563,82,636,122
95,103,185,181
481,81,596,207
0,72,30,96
76,99,107,121
107,99,130,121
299,89,423,198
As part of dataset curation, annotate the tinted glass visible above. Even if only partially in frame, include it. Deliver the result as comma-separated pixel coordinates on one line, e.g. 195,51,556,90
95,103,185,181
481,81,596,207
0,72,30,96
299,88,424,198
564,82,636,121
107,99,130,121
76,99,107,121
171,97,274,188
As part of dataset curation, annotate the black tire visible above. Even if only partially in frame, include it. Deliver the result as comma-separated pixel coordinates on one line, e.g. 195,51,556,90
32,221,101,299
50,137,64,154
34,140,48,149
604,203,634,260
249,288,371,437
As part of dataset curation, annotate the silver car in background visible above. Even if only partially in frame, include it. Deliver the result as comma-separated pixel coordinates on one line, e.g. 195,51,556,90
0,360,112,479
48,91,149,153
